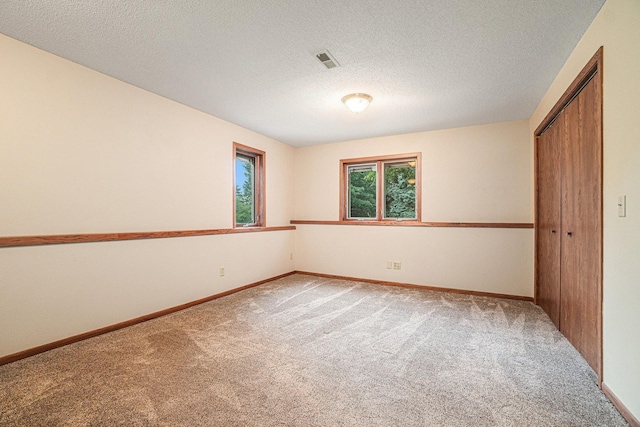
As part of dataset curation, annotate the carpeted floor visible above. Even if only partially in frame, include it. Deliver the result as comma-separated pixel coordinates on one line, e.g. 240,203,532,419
0,274,628,426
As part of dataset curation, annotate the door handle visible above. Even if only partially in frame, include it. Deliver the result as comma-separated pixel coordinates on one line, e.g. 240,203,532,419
551,230,556,234
567,231,573,237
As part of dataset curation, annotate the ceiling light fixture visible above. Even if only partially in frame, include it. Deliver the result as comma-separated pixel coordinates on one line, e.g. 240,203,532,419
342,93,372,114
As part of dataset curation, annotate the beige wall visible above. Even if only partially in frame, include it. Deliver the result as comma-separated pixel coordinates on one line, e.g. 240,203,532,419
0,34,295,358
294,121,534,297
530,0,640,418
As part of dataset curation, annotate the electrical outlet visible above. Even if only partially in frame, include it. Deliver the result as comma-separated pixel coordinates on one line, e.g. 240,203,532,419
392,261,402,270
386,261,392,269
219,267,225,277
290,252,294,260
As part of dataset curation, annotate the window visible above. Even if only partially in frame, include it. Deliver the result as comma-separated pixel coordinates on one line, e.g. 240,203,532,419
234,143,265,227
340,153,421,221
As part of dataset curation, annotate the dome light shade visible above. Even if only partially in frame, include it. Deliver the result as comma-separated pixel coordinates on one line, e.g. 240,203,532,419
342,93,372,113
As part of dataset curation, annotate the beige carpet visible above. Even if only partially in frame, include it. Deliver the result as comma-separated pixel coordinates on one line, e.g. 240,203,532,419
0,274,628,426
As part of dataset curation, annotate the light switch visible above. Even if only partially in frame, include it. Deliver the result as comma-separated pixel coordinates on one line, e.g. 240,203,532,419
618,195,626,217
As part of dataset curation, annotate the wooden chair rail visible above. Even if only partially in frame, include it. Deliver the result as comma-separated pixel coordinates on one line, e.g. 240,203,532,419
0,226,296,248
290,220,533,229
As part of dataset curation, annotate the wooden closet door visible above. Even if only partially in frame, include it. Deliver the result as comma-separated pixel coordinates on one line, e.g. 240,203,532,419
560,74,602,375
535,115,563,328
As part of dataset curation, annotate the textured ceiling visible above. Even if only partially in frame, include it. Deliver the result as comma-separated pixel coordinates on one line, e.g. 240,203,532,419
0,0,605,146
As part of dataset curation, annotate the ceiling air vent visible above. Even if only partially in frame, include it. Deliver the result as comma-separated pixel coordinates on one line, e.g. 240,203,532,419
315,50,340,69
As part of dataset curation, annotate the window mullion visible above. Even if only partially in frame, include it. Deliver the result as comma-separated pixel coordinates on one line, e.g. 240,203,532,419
376,160,383,221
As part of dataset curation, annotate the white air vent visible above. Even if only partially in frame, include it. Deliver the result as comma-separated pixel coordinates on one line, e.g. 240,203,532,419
315,50,340,69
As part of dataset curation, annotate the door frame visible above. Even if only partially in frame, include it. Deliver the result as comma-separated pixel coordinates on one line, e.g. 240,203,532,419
533,46,604,384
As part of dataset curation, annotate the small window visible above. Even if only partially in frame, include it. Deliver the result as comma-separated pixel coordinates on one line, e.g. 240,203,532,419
234,143,265,227
340,153,421,221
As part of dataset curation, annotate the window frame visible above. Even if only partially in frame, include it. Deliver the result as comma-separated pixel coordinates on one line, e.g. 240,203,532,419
339,153,421,222
233,142,266,228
